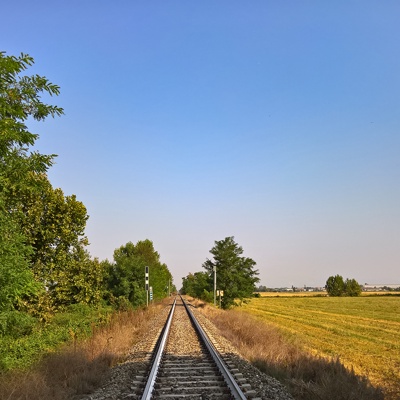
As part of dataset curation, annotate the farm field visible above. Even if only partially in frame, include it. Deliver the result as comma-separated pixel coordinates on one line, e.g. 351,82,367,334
242,295,400,399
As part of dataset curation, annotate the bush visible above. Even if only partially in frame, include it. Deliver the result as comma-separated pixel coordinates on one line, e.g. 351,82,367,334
0,311,37,338
0,304,112,371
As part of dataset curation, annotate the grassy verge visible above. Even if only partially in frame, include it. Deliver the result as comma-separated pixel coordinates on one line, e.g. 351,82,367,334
0,301,167,400
195,299,386,400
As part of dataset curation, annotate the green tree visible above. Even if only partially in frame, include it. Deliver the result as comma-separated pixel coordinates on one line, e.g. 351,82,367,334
3,160,93,310
0,198,39,312
344,278,362,297
1,51,65,314
325,275,345,296
104,242,146,307
325,275,361,297
1,51,101,313
202,237,259,309
21,180,89,284
0,51,63,195
104,240,173,308
0,196,41,335
130,240,172,300
181,271,213,301
49,246,105,307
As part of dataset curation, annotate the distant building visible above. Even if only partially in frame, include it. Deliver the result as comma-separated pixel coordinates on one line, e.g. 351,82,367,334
363,284,400,291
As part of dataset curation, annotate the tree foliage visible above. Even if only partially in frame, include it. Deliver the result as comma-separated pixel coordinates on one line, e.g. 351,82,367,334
0,51,63,193
0,51,174,345
325,275,361,297
325,275,345,297
181,272,213,302
202,237,259,309
0,197,39,314
344,278,362,297
0,51,102,318
104,240,173,308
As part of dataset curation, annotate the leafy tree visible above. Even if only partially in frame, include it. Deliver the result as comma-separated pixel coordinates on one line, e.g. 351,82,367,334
1,51,102,312
9,173,95,310
181,272,213,301
181,273,194,295
104,242,146,307
1,52,63,302
130,239,172,300
0,196,41,335
104,240,173,308
151,262,173,299
0,197,39,312
20,179,88,283
0,51,63,197
49,246,105,307
325,275,345,296
325,275,361,297
202,237,259,309
344,278,362,297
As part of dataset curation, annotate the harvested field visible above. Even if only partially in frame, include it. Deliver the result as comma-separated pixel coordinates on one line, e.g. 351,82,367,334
242,295,400,399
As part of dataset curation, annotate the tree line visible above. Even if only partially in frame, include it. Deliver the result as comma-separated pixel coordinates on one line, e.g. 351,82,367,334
325,275,362,296
181,237,363,303
0,51,173,336
181,236,260,309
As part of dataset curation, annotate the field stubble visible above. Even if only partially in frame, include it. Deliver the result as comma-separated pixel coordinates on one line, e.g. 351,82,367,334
242,295,400,400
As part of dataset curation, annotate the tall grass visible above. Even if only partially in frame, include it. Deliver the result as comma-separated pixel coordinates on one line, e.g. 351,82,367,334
0,302,165,400
199,302,384,400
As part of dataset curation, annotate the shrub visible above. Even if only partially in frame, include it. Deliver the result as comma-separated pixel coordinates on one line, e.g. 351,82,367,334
0,311,37,338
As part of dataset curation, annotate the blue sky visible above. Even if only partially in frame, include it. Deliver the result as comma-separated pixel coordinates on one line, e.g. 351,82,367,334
2,1,399,287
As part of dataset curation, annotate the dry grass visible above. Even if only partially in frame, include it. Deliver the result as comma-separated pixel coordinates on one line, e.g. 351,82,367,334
199,302,384,400
0,301,167,400
256,291,327,297
244,296,400,399
256,291,400,297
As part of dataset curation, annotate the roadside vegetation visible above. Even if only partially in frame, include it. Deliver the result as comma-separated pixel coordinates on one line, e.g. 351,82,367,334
195,296,391,400
0,301,167,399
0,51,174,381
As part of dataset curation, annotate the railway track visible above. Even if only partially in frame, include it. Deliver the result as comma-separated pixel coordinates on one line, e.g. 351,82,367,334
82,296,293,400
139,296,255,400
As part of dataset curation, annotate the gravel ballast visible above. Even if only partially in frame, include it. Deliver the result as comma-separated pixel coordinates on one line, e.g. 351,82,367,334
81,298,294,400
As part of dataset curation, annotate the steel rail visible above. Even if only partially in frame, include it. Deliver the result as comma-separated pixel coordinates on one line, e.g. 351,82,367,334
140,297,177,400
181,296,248,400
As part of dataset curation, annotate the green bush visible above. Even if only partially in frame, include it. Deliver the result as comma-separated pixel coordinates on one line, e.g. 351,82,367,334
0,304,112,371
0,311,37,338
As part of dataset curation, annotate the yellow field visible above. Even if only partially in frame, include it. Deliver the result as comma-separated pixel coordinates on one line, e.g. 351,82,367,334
256,291,327,297
242,295,400,399
255,291,400,297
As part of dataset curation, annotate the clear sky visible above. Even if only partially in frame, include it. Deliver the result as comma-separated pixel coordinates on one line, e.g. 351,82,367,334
2,1,399,288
